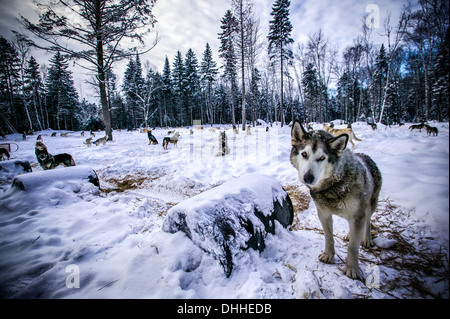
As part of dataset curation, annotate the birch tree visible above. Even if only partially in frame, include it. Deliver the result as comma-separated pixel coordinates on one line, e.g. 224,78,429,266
378,11,409,124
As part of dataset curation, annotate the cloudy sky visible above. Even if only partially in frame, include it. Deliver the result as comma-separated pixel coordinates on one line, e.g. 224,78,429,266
0,0,406,101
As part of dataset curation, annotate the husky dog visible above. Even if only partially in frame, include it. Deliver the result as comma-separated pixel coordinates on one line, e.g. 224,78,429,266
35,141,76,170
246,126,251,135
85,137,93,147
290,120,382,279
147,130,159,145
51,132,57,137
94,136,107,146
0,147,10,161
60,132,69,137
323,123,362,149
424,124,438,136
163,131,180,150
233,125,239,134
215,131,230,157
409,123,425,131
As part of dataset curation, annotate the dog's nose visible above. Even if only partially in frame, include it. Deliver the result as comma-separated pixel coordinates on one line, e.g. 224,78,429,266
303,171,315,185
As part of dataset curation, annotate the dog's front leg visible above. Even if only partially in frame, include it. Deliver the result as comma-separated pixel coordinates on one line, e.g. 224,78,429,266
344,218,365,280
317,210,335,264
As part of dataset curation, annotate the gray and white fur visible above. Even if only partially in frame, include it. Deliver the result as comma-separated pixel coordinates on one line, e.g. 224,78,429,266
290,120,382,280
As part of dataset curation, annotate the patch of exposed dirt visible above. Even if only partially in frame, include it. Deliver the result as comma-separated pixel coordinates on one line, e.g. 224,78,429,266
283,184,312,231
100,174,161,194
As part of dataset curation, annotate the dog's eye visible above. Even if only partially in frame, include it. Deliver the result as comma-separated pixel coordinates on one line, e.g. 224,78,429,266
301,152,308,158
317,156,326,162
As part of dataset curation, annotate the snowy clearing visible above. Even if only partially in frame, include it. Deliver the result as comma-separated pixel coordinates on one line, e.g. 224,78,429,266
0,122,448,299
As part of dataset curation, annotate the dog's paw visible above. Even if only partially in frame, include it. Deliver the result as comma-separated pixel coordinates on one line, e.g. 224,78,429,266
343,232,350,242
361,237,374,248
343,265,363,280
318,252,334,264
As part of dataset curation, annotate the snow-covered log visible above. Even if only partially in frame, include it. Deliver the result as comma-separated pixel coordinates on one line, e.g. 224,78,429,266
162,173,293,277
0,160,32,175
12,165,99,191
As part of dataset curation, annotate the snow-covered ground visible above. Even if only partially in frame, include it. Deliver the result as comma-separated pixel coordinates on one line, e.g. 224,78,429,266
0,121,448,299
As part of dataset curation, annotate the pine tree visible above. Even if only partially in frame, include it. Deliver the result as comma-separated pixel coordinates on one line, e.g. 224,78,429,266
267,0,294,127
122,58,138,129
122,55,146,128
218,10,238,126
372,44,388,121
183,49,200,126
232,0,252,130
172,51,186,126
249,67,261,124
302,63,319,122
200,43,219,125
161,56,173,126
45,51,79,130
106,68,128,130
0,36,21,133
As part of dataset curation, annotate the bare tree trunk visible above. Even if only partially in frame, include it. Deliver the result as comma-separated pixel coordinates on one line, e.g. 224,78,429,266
240,5,246,131
280,43,284,127
231,80,236,126
95,1,112,140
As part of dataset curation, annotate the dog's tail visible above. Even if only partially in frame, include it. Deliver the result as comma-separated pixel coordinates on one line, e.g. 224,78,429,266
351,131,362,141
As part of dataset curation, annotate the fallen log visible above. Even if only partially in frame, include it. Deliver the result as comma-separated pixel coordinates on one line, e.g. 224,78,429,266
12,165,99,191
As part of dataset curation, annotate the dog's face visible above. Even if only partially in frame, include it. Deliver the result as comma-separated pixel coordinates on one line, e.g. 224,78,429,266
290,120,348,189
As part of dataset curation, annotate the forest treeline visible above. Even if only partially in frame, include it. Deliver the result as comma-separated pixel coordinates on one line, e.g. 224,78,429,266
0,0,448,135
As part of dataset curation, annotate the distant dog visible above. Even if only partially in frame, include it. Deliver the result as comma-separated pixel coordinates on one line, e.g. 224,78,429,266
323,123,362,149
246,126,251,135
425,124,438,136
215,131,230,157
409,123,425,132
163,131,180,150
60,132,69,137
0,148,10,161
35,141,76,170
51,132,57,137
147,130,158,145
233,125,239,134
368,123,377,131
94,136,107,146
290,120,382,280
85,137,93,147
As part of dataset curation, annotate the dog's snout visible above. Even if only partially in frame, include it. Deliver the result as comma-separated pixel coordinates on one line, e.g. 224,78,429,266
303,171,315,185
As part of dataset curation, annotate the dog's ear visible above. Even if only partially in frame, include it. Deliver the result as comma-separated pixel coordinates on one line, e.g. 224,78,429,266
328,134,348,156
291,120,308,146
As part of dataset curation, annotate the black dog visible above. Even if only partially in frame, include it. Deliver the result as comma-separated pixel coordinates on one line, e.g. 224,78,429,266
0,148,10,161
35,141,76,170
147,130,158,145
